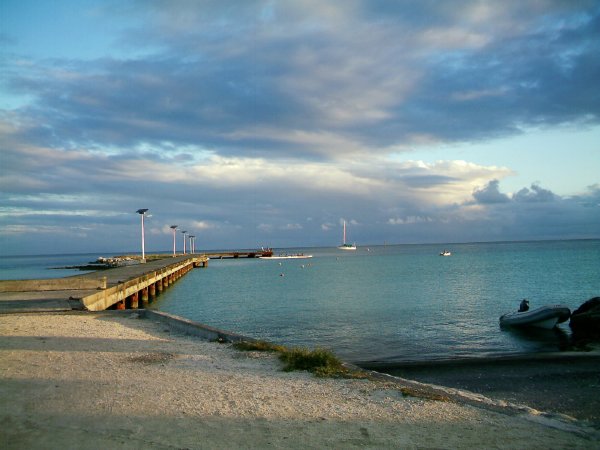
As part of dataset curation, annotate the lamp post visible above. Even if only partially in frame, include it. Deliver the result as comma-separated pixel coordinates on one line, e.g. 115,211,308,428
189,235,195,254
170,225,178,257
136,209,149,263
181,230,187,255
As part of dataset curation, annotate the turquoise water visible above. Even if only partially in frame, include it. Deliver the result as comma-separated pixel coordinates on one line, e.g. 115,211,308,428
2,240,599,362
147,240,600,363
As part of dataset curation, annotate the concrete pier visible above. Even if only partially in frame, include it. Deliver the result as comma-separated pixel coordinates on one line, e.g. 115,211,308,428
206,249,273,259
0,255,208,313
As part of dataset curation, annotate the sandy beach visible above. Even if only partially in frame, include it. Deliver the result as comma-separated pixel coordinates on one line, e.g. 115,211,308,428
1,312,597,449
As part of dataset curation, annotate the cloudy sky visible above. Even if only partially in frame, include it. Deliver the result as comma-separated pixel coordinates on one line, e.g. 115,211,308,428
1,0,599,255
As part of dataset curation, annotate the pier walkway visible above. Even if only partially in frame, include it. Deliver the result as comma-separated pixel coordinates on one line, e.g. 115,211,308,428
0,255,208,313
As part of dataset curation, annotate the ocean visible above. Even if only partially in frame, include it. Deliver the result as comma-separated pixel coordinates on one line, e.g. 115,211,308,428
2,240,599,363
0,253,100,280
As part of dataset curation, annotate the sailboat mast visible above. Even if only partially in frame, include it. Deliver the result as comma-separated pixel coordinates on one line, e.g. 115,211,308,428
343,220,346,244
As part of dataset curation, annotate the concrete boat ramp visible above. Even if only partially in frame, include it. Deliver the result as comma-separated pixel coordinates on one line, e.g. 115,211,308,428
0,255,208,314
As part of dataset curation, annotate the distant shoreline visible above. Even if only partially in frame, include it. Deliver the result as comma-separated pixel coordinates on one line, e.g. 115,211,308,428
2,237,599,259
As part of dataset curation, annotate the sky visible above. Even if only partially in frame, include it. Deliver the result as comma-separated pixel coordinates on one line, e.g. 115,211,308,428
1,0,599,255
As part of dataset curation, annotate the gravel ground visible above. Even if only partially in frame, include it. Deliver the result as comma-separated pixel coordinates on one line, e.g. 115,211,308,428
380,356,600,427
0,312,597,449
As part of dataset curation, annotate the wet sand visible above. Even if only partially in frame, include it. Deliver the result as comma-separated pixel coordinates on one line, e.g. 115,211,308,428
366,354,600,428
1,312,598,449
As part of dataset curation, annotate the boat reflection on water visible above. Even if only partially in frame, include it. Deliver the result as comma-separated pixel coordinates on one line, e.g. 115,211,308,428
501,323,572,351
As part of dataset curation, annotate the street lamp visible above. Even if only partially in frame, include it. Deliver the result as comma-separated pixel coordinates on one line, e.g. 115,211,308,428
170,225,178,257
189,235,195,254
136,209,149,263
181,230,188,255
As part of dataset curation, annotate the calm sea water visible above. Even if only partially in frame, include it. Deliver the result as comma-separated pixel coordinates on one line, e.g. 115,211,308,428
2,240,599,363
148,240,599,363
0,253,99,280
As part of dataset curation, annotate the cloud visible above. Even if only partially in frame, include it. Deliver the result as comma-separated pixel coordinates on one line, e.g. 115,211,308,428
388,216,433,226
190,220,215,230
1,1,598,254
473,180,511,204
257,224,273,233
473,180,558,205
460,180,599,241
3,2,599,160
513,184,557,203
576,183,600,207
281,223,303,231
321,223,335,231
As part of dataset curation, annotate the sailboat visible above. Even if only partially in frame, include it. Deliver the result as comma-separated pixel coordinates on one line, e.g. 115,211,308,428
338,220,356,250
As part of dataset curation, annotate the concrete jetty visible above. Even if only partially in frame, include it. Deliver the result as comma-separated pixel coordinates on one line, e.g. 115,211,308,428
0,255,208,313
206,249,273,259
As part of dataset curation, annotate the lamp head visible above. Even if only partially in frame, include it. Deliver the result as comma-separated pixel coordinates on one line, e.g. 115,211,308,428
170,225,178,230
136,208,149,215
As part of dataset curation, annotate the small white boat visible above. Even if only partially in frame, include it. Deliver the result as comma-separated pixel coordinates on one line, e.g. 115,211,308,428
439,250,451,256
259,254,313,260
338,220,356,250
499,305,571,329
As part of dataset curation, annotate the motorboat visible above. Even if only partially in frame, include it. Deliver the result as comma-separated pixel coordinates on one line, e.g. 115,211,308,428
499,304,571,329
439,250,452,256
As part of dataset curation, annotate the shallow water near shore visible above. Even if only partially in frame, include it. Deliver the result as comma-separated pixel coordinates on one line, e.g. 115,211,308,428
148,240,600,363
2,240,599,363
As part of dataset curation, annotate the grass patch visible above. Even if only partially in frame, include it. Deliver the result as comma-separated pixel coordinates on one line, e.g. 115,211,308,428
277,347,368,378
233,343,452,398
233,341,366,378
279,347,344,376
